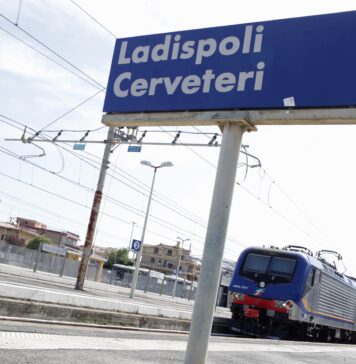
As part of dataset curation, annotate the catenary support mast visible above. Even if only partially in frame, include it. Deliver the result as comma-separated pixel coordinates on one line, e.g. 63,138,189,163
75,126,115,290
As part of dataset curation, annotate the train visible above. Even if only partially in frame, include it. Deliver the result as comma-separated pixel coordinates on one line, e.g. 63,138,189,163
228,245,356,343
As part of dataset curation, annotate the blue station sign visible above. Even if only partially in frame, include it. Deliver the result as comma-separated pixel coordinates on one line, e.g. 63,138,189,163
103,11,356,113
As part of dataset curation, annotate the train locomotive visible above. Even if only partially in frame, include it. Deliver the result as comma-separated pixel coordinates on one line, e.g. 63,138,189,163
228,245,356,343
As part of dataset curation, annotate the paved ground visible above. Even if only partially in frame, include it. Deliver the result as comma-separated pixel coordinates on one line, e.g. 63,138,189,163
1,320,355,364
1,264,355,363
0,265,229,320
0,264,229,331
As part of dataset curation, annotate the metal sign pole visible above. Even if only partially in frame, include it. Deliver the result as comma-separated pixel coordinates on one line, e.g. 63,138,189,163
184,123,244,364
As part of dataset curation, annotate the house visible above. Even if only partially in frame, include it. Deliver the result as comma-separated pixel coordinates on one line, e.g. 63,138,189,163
0,221,39,246
16,217,80,247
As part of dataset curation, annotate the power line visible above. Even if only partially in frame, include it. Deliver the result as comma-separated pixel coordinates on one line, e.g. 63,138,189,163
1,0,329,252
261,168,332,246
30,88,104,137
0,12,105,90
70,0,117,39
1,116,210,228
0,25,102,90
0,168,177,243
0,147,209,244
159,127,327,247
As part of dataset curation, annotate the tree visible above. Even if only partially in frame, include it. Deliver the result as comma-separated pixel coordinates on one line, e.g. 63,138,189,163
104,248,134,269
116,248,134,266
26,236,52,250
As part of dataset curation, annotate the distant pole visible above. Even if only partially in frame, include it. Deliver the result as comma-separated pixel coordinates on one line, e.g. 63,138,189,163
129,168,157,299
172,244,182,299
33,242,43,273
182,241,192,298
129,160,173,299
173,237,190,299
184,123,244,364
128,222,136,250
75,126,115,291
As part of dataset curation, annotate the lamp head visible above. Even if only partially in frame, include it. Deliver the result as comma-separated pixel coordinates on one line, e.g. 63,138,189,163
140,160,152,167
160,161,173,168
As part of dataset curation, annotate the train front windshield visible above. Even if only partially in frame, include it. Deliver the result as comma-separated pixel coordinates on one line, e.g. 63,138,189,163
242,253,297,282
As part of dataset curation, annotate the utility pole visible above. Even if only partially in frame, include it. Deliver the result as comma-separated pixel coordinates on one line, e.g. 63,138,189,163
75,126,116,290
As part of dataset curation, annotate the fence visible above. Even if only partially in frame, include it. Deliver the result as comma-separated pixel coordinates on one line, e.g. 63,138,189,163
0,240,96,281
0,240,198,300
102,267,197,300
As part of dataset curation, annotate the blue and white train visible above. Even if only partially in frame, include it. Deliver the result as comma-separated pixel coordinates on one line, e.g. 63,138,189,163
228,245,356,343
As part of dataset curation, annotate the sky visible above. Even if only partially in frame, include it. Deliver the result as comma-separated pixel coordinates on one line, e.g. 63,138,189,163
0,0,356,276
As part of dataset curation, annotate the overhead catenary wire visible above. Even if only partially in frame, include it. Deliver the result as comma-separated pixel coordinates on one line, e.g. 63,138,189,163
0,25,103,90
0,116,210,227
1,114,324,251
0,168,179,244
160,126,327,248
70,0,117,39
0,12,106,90
64,1,331,250
29,88,104,139
0,2,330,256
0,146,210,245
0,4,217,250
15,0,24,25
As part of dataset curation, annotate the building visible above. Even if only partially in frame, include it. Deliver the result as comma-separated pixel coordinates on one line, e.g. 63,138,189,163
140,242,200,281
16,217,80,247
0,221,39,246
1,217,107,282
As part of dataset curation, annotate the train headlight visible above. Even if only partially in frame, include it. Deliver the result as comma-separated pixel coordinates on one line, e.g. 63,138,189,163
282,300,294,310
233,293,245,301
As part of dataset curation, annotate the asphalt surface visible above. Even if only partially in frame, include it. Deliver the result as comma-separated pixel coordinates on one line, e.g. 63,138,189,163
1,320,355,364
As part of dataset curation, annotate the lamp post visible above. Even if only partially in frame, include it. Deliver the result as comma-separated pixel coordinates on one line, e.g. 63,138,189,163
172,237,190,299
129,160,173,299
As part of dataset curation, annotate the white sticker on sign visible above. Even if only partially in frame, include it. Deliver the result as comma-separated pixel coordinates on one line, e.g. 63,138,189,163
283,97,295,107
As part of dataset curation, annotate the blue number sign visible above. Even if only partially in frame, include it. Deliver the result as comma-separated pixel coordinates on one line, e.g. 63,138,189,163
131,239,141,252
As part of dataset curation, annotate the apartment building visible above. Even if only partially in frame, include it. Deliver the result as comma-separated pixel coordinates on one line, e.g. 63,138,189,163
140,242,200,281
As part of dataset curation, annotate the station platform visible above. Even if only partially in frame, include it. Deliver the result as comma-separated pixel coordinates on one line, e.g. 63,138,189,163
0,263,230,331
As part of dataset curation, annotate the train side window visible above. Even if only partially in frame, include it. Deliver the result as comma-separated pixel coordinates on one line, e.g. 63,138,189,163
306,268,316,288
311,269,316,287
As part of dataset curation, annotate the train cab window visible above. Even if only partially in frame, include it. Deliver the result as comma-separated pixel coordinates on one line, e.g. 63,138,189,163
241,252,297,283
268,257,296,277
243,253,270,273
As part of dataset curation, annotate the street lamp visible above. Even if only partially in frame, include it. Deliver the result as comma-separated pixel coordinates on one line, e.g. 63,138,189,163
129,160,174,299
172,236,190,299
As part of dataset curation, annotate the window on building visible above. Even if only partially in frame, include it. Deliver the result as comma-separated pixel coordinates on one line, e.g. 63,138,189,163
150,257,155,263
154,247,159,254
167,249,172,256
167,263,173,269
